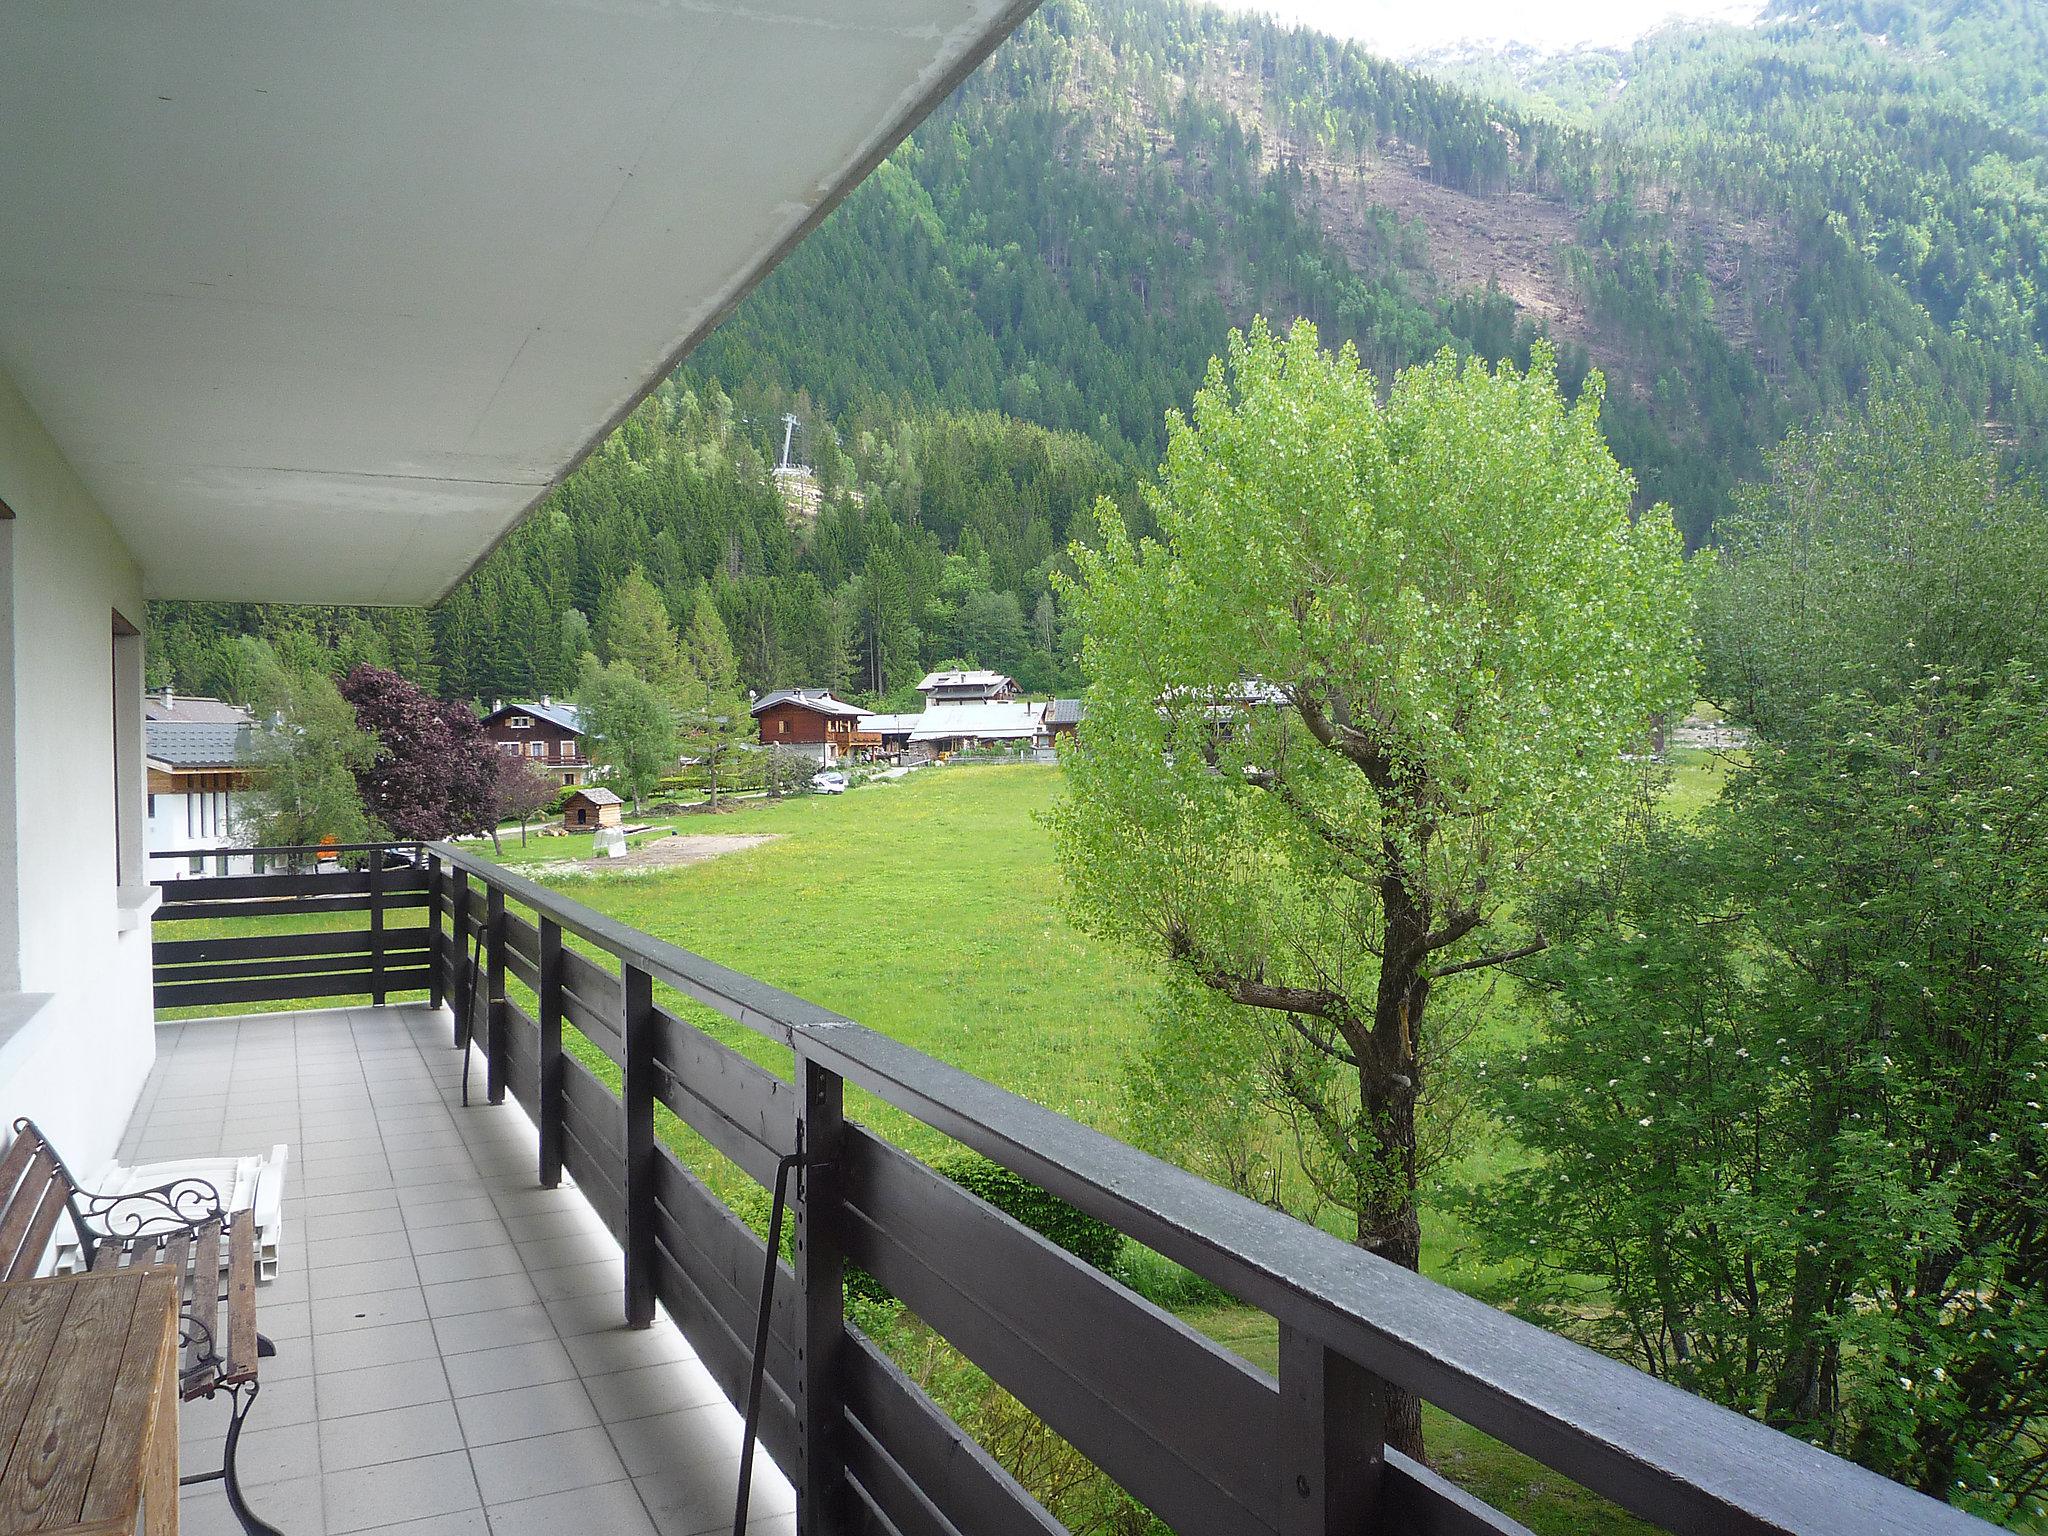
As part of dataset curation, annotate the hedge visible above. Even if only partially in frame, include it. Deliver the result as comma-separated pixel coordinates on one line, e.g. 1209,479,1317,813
934,1152,1123,1274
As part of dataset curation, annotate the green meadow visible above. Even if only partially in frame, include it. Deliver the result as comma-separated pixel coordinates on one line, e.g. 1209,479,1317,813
163,758,1730,1534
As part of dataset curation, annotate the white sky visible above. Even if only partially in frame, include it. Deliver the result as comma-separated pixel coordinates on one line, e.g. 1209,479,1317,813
1210,0,1765,57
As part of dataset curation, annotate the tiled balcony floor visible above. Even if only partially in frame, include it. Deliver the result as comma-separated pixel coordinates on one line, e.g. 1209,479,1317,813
121,1004,794,1536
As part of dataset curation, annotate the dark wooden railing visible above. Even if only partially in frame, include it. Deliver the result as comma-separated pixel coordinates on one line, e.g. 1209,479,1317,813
149,843,432,1011
151,843,1993,1536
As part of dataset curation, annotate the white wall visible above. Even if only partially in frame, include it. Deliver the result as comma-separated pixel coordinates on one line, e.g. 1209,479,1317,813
0,365,155,1169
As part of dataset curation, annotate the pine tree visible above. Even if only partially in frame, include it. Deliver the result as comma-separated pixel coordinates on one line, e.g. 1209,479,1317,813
678,592,754,809
599,566,684,697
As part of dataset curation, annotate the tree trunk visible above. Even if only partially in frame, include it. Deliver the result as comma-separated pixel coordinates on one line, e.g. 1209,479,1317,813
1357,874,1430,1462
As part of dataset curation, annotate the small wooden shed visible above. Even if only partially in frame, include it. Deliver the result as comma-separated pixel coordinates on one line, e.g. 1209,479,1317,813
562,786,623,830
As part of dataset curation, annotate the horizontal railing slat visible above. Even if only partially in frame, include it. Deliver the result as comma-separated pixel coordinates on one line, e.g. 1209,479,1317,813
153,891,430,922
155,869,428,902
154,929,425,963
840,1333,1065,1536
840,1127,1274,1536
154,967,431,1009
156,948,430,987
649,1007,793,1188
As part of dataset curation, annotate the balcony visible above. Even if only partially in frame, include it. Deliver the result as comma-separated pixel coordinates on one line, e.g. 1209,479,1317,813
139,1003,787,1536
143,843,1993,1536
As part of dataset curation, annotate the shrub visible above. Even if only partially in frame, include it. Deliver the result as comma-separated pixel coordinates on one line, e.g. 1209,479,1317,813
935,1153,1122,1273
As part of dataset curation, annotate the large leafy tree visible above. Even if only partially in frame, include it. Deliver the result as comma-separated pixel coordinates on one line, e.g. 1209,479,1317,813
237,659,377,852
338,665,498,840
1480,676,2048,1517
1051,319,1693,1455
1478,399,2048,1517
575,655,677,812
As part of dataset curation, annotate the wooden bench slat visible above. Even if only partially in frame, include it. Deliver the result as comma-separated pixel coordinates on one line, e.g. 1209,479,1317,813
0,1279,71,1475
181,1217,222,1393
158,1226,191,1283
0,1134,38,1207
7,1176,69,1283
0,1158,59,1279
89,1239,122,1272
225,1209,259,1384
82,1271,177,1528
5,1273,136,1529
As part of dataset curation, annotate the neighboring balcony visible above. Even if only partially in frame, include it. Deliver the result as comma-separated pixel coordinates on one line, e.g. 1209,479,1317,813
145,844,1997,1536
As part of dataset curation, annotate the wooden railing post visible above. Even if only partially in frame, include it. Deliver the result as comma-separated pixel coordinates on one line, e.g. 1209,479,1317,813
622,962,656,1329
485,883,508,1106
1279,1324,1385,1535
426,851,445,1011
537,917,564,1188
367,847,386,1007
449,869,471,1049
794,1042,850,1534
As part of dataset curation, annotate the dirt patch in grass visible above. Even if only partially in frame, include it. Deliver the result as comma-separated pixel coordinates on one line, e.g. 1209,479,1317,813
587,833,780,871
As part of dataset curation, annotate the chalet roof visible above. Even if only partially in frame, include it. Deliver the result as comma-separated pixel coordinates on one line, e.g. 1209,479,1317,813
1045,698,1084,727
909,701,1044,742
917,669,1014,690
145,720,256,770
751,688,864,719
143,694,253,726
486,700,585,735
567,786,622,806
858,713,925,735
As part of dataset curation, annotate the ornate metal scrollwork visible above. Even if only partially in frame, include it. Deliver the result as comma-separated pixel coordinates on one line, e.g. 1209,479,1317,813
77,1176,227,1241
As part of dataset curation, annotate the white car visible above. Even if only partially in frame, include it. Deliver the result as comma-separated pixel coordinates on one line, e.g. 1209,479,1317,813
811,771,849,794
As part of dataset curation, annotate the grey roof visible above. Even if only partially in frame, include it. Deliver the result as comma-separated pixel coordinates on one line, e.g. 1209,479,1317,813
145,719,256,769
143,694,252,725
568,786,622,806
917,669,1014,694
751,688,864,719
486,700,585,734
858,713,924,735
909,701,1044,743
1045,698,1084,726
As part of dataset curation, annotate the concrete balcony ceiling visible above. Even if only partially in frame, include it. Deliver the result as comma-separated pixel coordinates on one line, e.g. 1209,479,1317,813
0,0,1033,605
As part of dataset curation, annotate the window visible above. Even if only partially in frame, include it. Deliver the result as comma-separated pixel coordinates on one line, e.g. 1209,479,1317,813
529,742,544,757
508,715,532,729
778,719,790,734
497,741,518,756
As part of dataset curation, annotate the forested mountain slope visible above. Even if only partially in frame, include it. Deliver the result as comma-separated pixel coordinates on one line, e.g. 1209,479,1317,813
150,0,2048,708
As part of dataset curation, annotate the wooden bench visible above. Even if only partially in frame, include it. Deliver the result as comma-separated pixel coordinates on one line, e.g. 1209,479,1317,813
0,1120,282,1536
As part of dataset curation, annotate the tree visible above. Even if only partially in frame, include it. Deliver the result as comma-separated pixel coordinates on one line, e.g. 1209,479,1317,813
678,592,753,809
1478,674,2048,1518
1049,321,1693,1456
1699,388,2048,737
337,665,498,840
599,566,684,696
236,665,376,852
1475,398,2048,1518
491,756,560,849
575,655,676,812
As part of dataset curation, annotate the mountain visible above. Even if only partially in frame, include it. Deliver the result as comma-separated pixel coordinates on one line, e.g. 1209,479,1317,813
148,0,2048,708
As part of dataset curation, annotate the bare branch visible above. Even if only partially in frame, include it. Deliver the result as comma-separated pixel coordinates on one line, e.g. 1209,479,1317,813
1425,939,1549,982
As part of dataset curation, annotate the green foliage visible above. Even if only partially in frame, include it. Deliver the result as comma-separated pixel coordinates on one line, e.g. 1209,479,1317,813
1476,675,2048,1519
598,566,685,696
1701,386,2048,738
573,655,677,811
235,656,377,849
934,1152,1122,1274
676,591,754,808
1052,320,1694,1287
